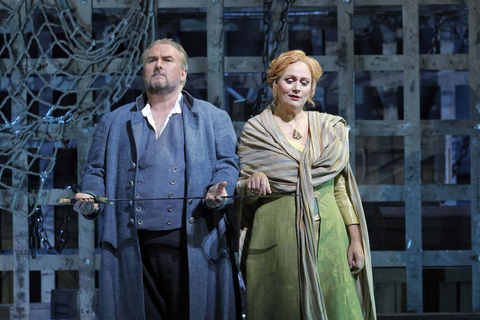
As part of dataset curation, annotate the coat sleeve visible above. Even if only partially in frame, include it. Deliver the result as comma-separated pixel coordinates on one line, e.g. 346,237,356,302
208,110,240,202
80,114,113,218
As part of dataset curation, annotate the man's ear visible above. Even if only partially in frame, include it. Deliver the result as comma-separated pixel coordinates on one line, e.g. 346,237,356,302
181,69,187,83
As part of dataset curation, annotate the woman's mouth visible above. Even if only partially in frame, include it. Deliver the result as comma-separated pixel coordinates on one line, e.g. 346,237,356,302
289,95,301,101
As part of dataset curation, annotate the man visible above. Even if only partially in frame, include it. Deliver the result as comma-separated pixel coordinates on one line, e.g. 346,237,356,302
73,38,241,320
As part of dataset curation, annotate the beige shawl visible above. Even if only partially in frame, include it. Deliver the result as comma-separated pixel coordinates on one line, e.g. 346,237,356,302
237,107,376,320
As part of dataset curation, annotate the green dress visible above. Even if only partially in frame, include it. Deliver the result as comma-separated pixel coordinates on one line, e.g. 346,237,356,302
245,179,363,320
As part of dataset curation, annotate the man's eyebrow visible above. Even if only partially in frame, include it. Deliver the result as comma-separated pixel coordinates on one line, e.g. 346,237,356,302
162,55,175,60
146,55,157,60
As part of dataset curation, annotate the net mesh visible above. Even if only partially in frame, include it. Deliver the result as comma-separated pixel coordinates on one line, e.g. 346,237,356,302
0,0,155,217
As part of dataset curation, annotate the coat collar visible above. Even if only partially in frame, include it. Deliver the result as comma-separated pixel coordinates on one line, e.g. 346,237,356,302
134,90,195,112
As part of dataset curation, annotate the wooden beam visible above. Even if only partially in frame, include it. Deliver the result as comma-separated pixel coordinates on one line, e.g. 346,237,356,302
468,0,480,312
207,0,224,108
403,0,422,312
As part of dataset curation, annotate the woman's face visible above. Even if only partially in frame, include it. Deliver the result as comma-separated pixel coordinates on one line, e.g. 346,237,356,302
275,61,312,111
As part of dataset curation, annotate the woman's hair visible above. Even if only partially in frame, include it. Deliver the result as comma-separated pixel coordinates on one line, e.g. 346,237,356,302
267,50,323,107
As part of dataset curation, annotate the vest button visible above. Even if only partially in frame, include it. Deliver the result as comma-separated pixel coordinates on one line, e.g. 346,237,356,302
136,193,140,198
131,162,136,170
167,206,173,212
189,217,195,224
136,206,142,212
170,179,176,185
166,220,172,225
137,219,143,226
129,181,134,187
129,218,135,225
169,193,174,198
172,167,178,173
188,199,193,205
128,201,133,206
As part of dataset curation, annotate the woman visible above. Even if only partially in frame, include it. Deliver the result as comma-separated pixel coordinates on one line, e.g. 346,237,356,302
236,50,376,320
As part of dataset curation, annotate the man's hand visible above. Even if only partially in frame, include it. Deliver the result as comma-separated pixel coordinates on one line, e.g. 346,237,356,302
73,193,98,217
205,181,228,209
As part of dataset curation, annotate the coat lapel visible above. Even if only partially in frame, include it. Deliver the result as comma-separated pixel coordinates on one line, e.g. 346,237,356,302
182,92,199,195
131,94,147,161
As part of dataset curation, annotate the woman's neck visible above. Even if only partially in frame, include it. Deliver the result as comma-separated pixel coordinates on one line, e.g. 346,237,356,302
273,104,304,123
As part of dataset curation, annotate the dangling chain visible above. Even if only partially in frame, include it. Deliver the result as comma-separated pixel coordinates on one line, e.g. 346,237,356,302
254,0,295,113
30,206,71,258
254,0,272,112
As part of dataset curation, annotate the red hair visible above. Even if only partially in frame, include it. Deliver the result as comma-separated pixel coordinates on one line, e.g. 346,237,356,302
267,50,323,106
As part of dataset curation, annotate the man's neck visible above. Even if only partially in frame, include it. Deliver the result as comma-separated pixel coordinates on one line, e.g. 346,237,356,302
146,87,182,113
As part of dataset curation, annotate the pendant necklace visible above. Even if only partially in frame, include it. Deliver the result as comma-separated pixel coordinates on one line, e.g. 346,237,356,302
286,115,303,140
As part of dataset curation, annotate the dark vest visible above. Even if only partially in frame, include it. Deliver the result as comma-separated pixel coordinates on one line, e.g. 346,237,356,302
135,110,186,230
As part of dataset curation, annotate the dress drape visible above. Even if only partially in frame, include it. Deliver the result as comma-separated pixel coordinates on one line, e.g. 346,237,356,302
236,108,376,320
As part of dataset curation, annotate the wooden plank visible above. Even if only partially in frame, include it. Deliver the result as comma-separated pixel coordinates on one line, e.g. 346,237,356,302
421,120,476,136
423,251,472,267
224,56,263,73
356,120,406,136
403,0,422,312
0,254,102,271
69,0,96,318
377,314,480,320
355,55,405,71
468,0,480,312
11,53,466,78
337,0,356,170
41,271,55,303
372,251,406,267
422,184,471,201
420,54,469,71
311,55,338,72
207,0,224,108
359,185,404,202
10,1,30,318
356,0,406,5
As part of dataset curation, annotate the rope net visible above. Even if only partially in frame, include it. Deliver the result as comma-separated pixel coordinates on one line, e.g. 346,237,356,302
0,0,155,217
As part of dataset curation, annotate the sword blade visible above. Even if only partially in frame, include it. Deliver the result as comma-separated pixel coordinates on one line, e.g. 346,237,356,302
59,194,300,205
107,194,300,202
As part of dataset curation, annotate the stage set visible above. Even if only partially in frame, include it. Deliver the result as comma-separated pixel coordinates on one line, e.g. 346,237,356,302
0,0,479,319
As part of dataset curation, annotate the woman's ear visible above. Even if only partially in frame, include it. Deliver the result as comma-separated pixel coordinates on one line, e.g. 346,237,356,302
272,81,278,100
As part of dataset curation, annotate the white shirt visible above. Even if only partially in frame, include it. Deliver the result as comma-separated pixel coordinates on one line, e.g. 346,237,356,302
141,92,183,139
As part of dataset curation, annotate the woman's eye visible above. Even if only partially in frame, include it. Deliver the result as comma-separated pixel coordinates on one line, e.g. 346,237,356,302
302,82,309,86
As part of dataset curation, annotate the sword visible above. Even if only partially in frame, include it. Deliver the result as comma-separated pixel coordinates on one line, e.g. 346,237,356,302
57,194,300,205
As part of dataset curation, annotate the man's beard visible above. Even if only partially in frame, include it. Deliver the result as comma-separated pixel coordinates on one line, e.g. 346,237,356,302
144,75,180,95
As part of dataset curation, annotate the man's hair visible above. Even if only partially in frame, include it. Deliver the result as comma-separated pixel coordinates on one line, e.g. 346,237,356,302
142,38,189,72
267,50,323,107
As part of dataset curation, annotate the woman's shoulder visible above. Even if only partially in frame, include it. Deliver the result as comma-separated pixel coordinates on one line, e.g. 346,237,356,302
307,111,347,126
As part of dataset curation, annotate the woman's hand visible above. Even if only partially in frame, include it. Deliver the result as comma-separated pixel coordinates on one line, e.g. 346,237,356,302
347,241,364,274
347,224,364,274
248,172,272,196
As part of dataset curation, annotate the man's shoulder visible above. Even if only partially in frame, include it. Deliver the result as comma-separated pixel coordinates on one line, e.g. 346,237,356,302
184,92,225,116
98,101,137,123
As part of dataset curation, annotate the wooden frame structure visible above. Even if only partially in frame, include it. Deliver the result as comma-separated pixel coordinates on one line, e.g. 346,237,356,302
1,0,479,319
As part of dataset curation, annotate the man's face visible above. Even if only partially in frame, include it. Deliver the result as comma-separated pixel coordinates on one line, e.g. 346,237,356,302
143,44,187,95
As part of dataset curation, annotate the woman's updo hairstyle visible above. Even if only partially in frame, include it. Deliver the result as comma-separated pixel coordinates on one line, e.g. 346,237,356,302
266,50,323,107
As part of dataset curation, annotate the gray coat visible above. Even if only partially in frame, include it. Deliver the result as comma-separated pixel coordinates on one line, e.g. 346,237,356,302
81,91,241,320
